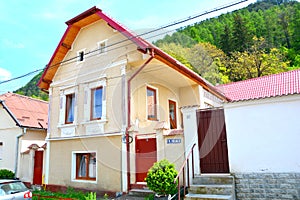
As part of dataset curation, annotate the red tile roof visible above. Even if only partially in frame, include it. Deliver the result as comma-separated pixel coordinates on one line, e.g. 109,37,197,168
0,92,48,129
38,6,226,101
216,69,300,102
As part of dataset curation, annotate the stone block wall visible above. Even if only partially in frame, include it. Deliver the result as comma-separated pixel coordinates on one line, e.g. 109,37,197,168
234,173,300,200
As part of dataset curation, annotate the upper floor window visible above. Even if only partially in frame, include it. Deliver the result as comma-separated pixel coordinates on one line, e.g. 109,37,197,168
65,93,75,124
91,87,103,120
147,87,157,120
77,49,85,62
97,40,107,54
169,100,177,129
75,152,96,181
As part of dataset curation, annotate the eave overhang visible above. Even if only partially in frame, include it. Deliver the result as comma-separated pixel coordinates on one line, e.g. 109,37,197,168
37,6,227,101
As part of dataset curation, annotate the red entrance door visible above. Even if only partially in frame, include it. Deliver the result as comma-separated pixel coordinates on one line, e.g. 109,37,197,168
33,151,43,185
135,137,157,182
197,109,229,173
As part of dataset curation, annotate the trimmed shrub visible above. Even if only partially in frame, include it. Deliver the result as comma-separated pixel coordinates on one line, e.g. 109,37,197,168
145,159,178,196
0,169,15,179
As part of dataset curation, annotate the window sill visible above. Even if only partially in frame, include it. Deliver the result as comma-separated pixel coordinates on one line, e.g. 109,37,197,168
72,179,97,184
57,123,77,128
81,119,108,125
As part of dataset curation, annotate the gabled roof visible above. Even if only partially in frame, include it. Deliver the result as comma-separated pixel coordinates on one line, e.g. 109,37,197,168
38,6,226,100
0,92,48,129
216,69,300,102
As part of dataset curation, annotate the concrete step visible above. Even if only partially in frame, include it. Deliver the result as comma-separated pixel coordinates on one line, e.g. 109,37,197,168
185,193,232,200
128,188,154,197
188,184,233,195
193,175,234,185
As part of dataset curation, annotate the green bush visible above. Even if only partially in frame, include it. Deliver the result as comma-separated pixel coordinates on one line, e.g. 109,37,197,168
85,192,96,200
145,159,178,196
32,187,86,200
0,169,15,179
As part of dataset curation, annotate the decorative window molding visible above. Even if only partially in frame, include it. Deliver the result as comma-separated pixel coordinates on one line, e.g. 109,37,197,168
83,79,107,122
97,40,107,55
72,151,97,182
82,79,107,135
59,87,78,127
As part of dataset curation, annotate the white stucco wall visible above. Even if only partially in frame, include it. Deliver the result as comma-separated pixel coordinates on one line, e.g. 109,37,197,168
224,94,300,173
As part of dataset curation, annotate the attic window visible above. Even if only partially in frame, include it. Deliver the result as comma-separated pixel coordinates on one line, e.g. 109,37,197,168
77,49,85,62
97,40,107,54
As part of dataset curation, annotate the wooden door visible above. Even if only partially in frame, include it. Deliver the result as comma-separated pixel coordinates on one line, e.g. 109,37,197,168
197,109,229,173
33,151,43,185
135,138,157,182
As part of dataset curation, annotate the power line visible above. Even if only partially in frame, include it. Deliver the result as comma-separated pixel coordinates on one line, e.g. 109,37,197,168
0,0,251,86
0,68,43,85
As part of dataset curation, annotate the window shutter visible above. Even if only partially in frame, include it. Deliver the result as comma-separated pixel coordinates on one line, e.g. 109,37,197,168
59,94,66,125
83,86,90,121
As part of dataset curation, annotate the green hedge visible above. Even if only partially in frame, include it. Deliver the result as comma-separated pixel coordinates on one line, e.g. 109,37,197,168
0,169,15,179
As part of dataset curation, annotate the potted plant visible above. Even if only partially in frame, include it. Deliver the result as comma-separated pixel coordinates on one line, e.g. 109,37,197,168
145,159,178,200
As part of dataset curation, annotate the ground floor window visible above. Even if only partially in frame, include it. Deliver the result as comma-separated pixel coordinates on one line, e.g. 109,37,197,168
75,152,96,180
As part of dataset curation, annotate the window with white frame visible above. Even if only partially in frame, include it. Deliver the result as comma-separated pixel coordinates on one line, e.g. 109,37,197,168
91,87,103,120
65,93,75,124
97,40,107,54
147,86,157,120
0,142,3,160
59,87,77,126
75,152,96,180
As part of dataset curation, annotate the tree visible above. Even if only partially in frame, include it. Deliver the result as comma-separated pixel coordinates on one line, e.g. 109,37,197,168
278,7,291,48
157,42,192,70
220,24,233,55
291,3,300,51
232,14,252,52
226,37,289,81
187,42,228,84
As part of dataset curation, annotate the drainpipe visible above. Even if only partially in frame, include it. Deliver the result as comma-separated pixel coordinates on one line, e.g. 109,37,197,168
15,128,26,178
126,49,154,191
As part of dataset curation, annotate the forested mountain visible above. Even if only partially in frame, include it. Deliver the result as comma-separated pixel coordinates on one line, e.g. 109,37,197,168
15,0,300,99
14,72,48,101
155,0,300,84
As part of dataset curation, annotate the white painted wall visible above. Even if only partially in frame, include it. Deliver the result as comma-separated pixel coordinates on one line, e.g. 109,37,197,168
224,95,300,173
181,106,200,176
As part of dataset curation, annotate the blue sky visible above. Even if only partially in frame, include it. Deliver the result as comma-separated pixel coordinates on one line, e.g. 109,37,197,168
0,0,256,93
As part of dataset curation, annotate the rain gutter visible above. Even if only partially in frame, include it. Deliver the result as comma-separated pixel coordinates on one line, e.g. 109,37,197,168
126,49,154,191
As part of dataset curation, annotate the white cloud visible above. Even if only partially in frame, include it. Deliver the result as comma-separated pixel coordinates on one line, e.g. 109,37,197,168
2,39,25,49
0,68,12,81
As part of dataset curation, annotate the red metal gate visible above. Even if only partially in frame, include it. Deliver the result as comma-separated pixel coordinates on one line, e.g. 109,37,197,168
135,137,157,182
197,109,229,173
33,151,43,185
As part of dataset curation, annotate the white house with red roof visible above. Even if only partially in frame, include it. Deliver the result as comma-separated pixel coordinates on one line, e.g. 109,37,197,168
217,69,300,199
0,92,48,186
37,6,227,196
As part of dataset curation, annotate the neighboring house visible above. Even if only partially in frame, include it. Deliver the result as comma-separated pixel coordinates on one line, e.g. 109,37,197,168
0,92,48,185
217,69,300,199
37,7,226,194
